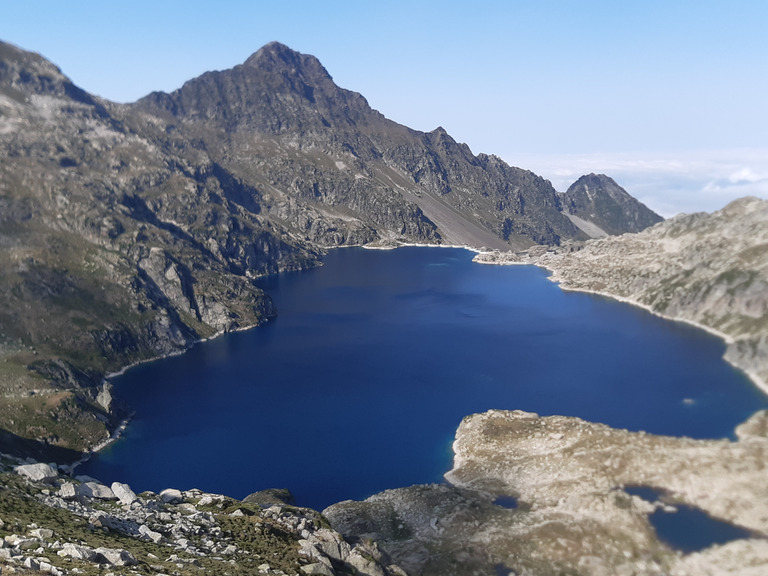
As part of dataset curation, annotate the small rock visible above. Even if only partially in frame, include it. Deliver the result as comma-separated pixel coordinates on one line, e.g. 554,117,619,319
198,495,215,506
244,488,297,506
58,542,98,561
95,546,138,566
58,482,76,499
29,528,53,539
77,481,116,500
74,474,100,483
139,524,165,543
160,488,183,503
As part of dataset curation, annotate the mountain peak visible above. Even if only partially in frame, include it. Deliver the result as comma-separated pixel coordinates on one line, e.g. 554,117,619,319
243,41,333,83
0,40,107,112
562,174,663,236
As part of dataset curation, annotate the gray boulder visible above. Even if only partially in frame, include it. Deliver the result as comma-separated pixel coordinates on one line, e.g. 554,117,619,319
160,488,183,503
111,481,137,505
15,463,58,483
94,546,138,566
77,481,116,500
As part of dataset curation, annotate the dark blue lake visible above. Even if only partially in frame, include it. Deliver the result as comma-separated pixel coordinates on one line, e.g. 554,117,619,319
80,247,768,510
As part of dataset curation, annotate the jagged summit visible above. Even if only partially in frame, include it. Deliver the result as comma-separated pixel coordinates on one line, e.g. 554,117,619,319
243,41,332,79
562,173,663,237
135,40,375,134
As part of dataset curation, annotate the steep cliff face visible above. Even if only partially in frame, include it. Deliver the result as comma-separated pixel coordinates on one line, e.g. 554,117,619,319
561,173,664,237
0,40,304,453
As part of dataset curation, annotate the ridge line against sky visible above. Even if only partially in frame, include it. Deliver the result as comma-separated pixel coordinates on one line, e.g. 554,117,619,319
2,0,767,216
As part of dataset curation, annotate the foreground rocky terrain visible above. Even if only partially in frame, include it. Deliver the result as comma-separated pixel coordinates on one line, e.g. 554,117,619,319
0,453,405,576
476,196,768,391
326,409,768,576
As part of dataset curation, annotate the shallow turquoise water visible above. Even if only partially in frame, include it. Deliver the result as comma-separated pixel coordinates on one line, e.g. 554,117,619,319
80,247,768,510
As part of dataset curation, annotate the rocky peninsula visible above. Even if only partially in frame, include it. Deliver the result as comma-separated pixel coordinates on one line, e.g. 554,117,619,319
326,409,768,575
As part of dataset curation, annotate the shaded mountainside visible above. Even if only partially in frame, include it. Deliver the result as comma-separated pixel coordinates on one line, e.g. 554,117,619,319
0,39,656,457
562,173,664,237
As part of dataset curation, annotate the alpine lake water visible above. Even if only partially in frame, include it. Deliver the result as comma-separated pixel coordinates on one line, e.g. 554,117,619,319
81,246,768,547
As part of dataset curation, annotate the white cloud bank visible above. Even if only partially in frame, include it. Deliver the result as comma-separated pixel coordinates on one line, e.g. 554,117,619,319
504,149,768,218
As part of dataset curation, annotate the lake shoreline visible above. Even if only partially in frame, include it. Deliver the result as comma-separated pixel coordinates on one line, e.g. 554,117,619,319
472,250,768,398
90,241,766,465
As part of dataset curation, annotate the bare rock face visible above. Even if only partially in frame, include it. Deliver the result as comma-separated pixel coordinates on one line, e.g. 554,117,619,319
539,196,768,389
326,409,768,575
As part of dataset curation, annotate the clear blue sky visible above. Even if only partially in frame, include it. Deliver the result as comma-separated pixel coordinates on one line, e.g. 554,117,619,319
2,1,767,215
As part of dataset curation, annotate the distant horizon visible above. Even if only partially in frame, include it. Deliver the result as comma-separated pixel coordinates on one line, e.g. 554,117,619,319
2,1,766,217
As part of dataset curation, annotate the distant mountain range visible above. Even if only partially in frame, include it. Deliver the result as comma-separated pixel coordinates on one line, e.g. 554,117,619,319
0,39,660,456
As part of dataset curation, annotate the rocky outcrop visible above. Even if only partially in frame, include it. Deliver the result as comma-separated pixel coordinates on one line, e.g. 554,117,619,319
326,409,768,576
561,173,664,237
0,453,405,576
476,196,768,391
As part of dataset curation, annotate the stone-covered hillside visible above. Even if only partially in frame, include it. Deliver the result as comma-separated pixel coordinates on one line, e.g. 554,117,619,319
327,409,768,575
0,453,405,575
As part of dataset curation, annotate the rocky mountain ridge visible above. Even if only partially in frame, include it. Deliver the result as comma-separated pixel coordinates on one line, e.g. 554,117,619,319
562,173,664,237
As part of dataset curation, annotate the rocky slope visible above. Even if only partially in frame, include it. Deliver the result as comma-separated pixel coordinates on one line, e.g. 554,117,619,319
0,453,405,576
0,39,662,457
561,173,664,237
326,409,768,576
476,196,768,391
